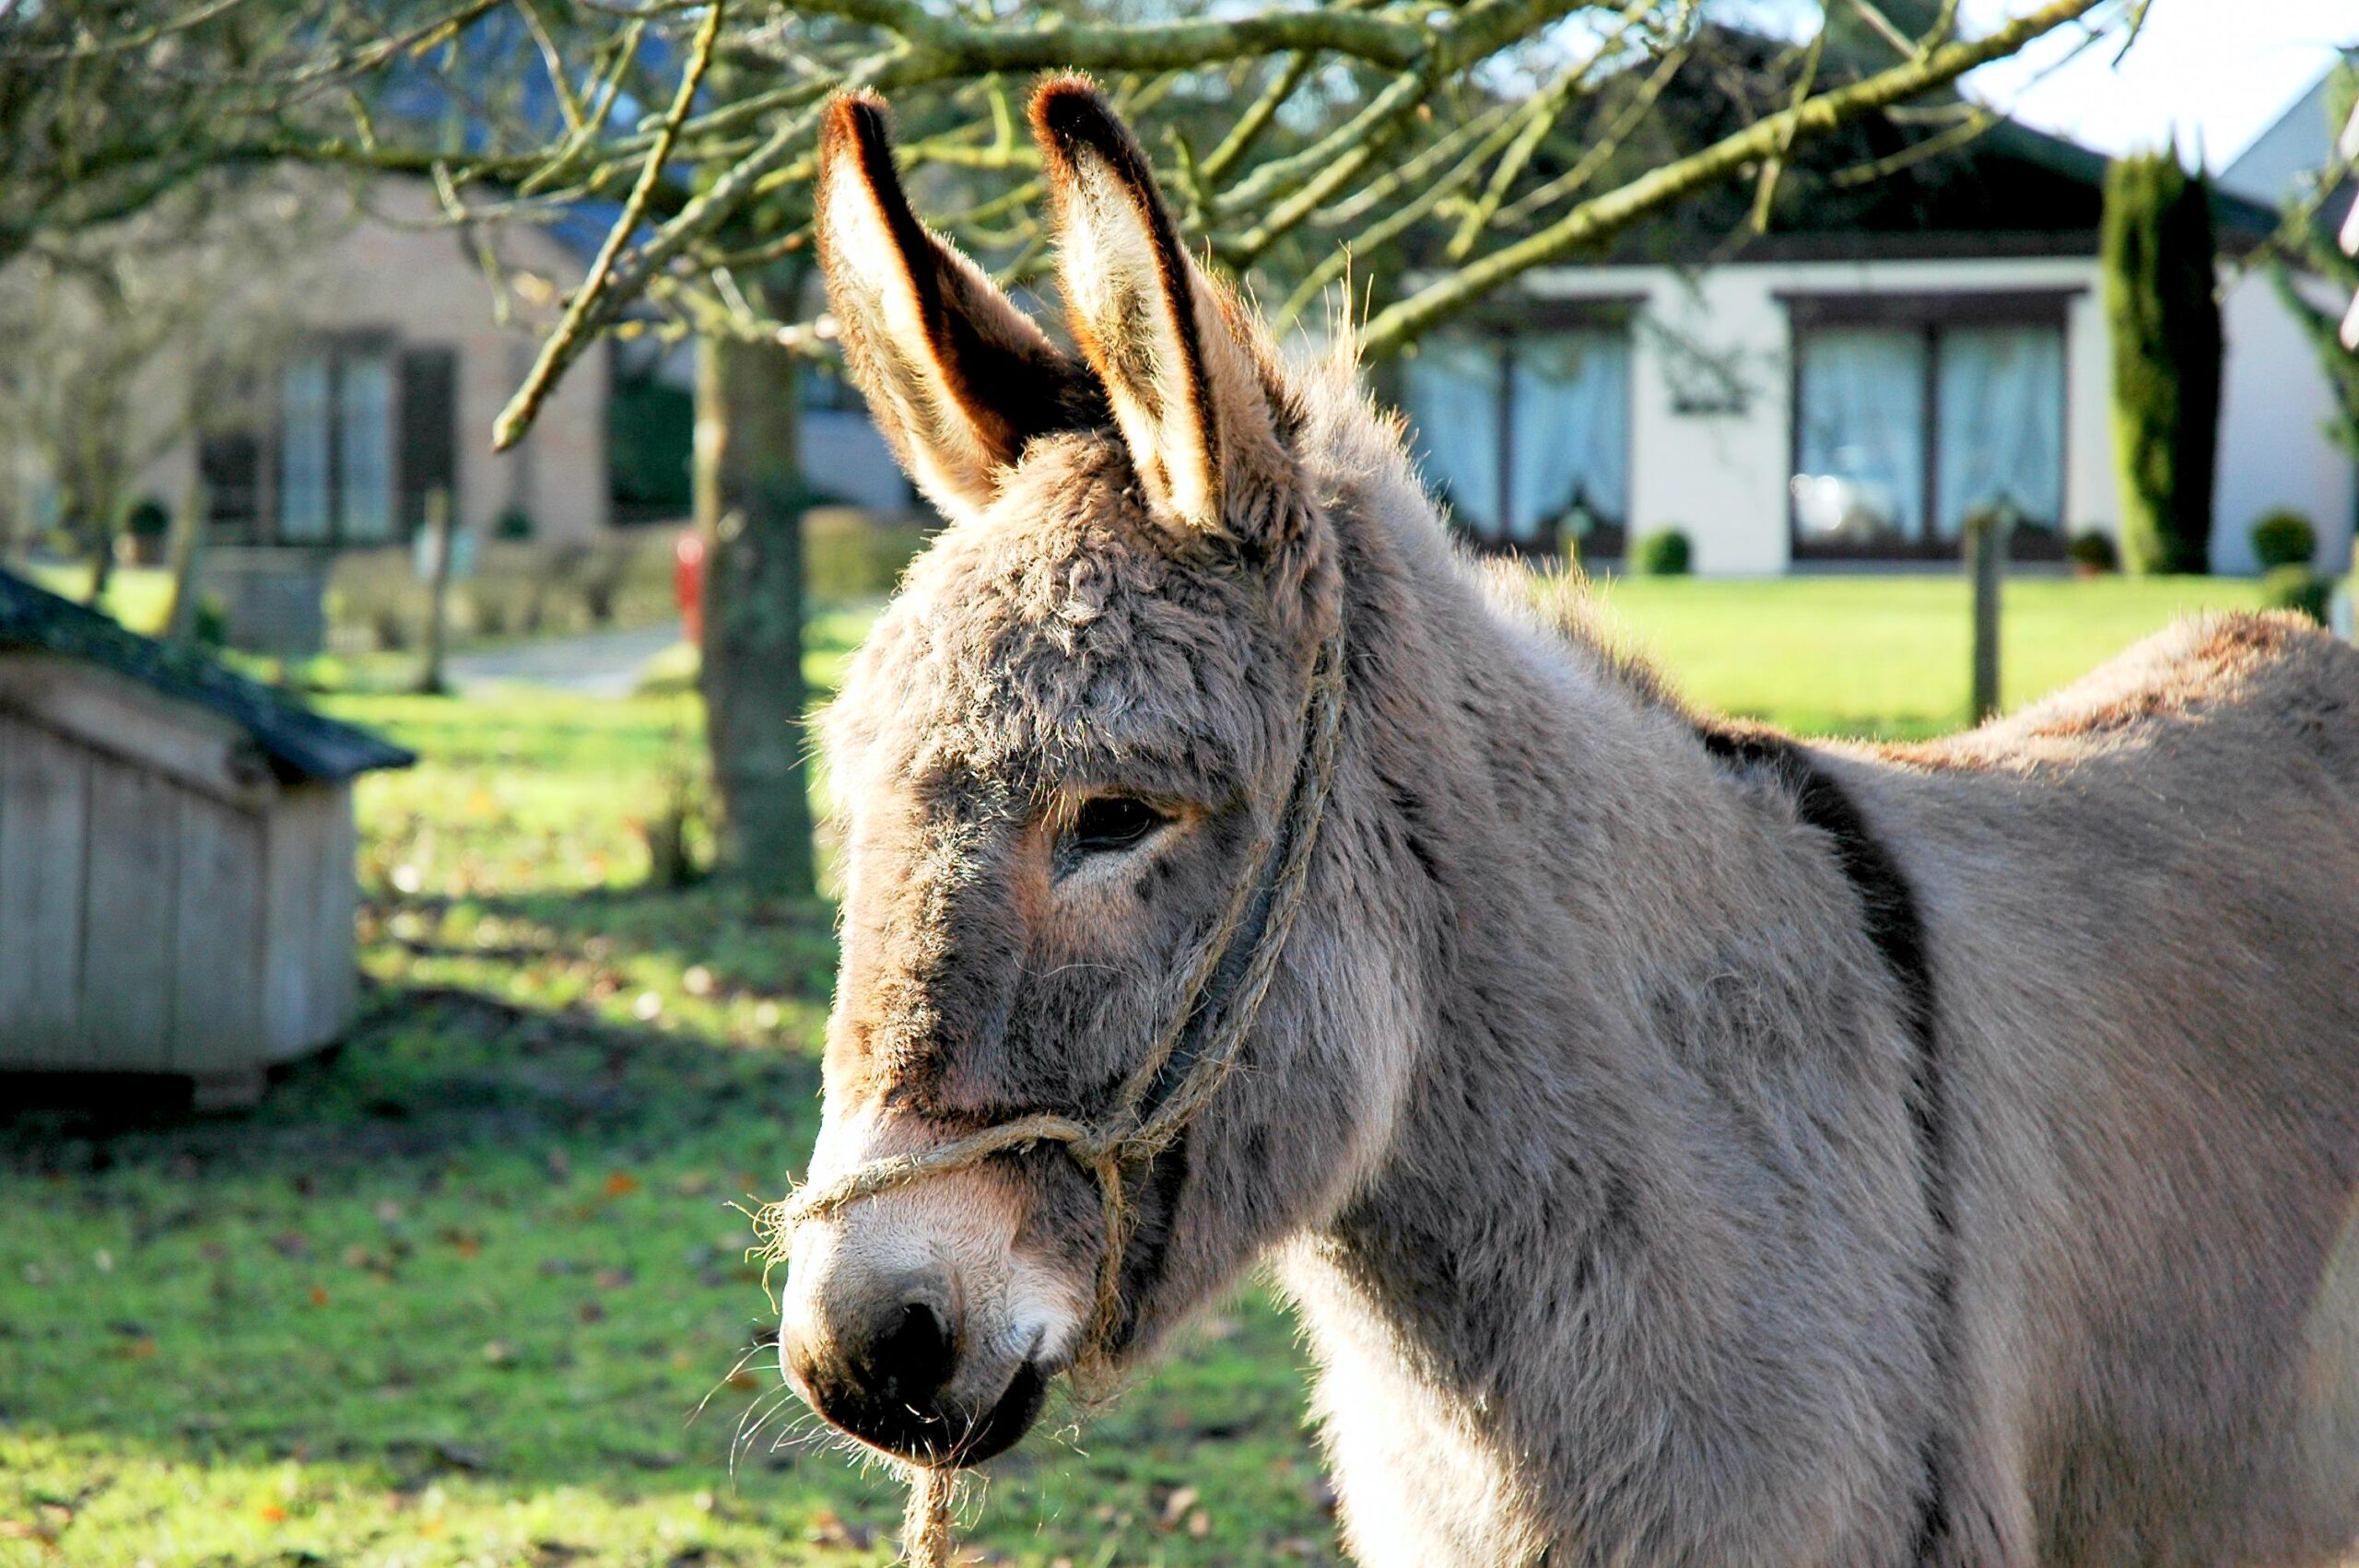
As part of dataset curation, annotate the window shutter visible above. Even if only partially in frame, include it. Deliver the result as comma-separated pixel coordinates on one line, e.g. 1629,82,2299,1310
397,345,459,538
196,428,262,540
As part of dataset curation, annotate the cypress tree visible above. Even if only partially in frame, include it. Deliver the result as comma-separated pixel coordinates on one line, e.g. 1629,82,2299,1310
2101,146,2224,574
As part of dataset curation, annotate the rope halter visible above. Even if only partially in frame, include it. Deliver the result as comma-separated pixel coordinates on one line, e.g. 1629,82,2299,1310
756,610,1348,1565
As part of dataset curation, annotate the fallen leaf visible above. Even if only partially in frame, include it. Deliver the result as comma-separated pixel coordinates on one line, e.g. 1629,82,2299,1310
257,1504,287,1524
603,1172,640,1198
308,1286,331,1307
806,1509,875,1550
1159,1487,1200,1528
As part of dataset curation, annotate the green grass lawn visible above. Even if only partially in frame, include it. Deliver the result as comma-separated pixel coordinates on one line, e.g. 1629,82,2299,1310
0,573,2293,1565
1586,572,2269,739
0,693,1333,1568
18,562,174,636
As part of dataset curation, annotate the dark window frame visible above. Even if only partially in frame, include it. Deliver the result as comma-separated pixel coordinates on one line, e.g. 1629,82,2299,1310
1781,290,2081,564
200,330,449,549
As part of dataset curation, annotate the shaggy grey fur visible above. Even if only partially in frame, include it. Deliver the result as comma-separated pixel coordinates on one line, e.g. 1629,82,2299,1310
782,81,2359,1566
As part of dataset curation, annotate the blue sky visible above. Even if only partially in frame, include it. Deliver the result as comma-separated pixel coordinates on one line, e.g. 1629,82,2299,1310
1961,0,2353,168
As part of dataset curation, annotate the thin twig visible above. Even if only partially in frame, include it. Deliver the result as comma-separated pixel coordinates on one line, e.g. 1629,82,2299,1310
1360,0,2114,355
493,0,729,451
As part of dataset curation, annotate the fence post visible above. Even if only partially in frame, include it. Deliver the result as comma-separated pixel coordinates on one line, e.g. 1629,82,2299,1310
417,487,454,696
1966,506,2004,726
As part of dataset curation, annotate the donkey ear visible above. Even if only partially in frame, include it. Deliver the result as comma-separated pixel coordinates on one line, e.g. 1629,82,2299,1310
816,92,1096,524
1030,76,1286,538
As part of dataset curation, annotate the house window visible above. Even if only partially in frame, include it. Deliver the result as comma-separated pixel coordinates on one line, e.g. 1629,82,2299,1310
278,354,334,543
1787,293,2071,559
199,337,453,546
338,353,396,543
1402,317,1633,556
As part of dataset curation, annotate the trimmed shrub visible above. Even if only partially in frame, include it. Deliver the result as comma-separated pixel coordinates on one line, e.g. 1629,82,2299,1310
1629,528,1692,577
2249,509,2318,570
2066,531,2119,573
323,532,681,653
124,495,170,541
805,506,933,603
494,506,536,541
2102,146,2223,575
122,496,171,567
2260,565,2330,626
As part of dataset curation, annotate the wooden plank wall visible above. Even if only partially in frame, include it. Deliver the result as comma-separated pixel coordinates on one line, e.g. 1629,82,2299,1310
1,695,350,1076
80,756,181,1068
172,793,267,1075
0,714,88,1059
261,782,359,1062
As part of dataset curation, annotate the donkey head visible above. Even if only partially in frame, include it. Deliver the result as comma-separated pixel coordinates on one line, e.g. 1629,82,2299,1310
780,81,1404,1468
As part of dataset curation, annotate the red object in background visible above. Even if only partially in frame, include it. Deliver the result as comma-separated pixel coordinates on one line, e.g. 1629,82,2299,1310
674,530,706,648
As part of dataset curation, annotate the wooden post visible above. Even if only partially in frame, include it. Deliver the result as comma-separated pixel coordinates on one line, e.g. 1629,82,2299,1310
416,486,454,696
162,477,207,647
1966,507,2003,726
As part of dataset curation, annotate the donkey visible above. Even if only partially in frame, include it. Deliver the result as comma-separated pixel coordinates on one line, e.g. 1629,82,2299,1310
777,77,2359,1566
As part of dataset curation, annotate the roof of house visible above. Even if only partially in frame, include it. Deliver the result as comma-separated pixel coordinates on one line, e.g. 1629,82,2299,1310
2219,58,2356,240
1468,21,2285,271
0,568,415,782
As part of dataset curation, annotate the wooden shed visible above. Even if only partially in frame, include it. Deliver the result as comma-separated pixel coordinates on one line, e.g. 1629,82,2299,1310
0,569,413,1106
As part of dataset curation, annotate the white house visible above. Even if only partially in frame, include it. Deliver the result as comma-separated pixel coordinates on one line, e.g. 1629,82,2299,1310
1397,82,2356,577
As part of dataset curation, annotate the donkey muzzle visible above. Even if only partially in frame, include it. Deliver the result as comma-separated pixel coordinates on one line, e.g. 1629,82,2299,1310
781,1267,1051,1465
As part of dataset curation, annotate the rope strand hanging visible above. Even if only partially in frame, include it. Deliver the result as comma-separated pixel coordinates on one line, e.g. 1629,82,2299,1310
757,612,1348,1566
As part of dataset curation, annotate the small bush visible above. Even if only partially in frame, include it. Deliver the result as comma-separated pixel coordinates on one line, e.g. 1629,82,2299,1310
1629,528,1693,577
125,496,171,540
805,506,933,603
2249,509,2317,570
2066,531,2119,573
2260,565,2330,626
494,506,536,542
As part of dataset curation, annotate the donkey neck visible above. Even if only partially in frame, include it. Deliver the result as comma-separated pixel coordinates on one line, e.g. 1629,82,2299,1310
1275,474,1939,1560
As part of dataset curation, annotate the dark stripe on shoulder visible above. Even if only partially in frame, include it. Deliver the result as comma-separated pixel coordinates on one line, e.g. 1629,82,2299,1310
1697,722,1957,1563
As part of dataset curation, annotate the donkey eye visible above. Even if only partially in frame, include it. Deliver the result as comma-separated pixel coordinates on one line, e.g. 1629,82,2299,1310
1069,796,1169,855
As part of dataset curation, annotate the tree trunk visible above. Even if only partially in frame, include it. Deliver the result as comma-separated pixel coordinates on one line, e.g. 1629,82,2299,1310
162,475,206,645
695,310,816,900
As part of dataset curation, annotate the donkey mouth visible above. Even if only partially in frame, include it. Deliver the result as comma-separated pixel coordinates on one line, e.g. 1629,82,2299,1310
819,1355,1051,1469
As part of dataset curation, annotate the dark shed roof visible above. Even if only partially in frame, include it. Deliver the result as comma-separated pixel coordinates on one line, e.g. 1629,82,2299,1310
0,569,415,782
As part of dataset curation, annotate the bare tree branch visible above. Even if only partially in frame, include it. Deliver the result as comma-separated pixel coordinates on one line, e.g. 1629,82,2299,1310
1359,0,2112,355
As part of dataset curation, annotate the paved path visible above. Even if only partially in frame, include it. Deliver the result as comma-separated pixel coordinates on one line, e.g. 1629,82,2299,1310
445,624,684,698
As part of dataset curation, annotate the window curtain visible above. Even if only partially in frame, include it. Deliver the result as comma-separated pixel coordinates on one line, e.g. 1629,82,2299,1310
1791,328,1926,543
1934,324,2064,540
1508,329,1630,544
1402,334,1502,537
278,355,333,543
340,351,396,543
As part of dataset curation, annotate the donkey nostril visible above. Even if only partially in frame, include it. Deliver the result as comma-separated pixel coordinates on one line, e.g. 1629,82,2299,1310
868,1299,957,1400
